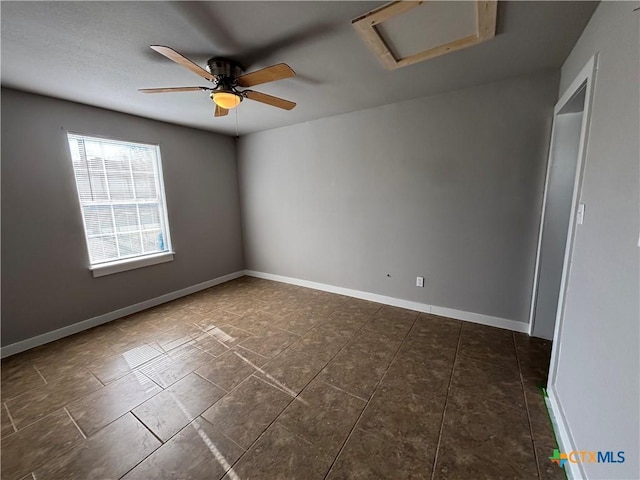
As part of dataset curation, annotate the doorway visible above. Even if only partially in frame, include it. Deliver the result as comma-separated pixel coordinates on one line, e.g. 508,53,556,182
529,56,597,342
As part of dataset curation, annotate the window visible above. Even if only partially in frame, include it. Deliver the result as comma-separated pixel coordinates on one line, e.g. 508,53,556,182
67,133,173,277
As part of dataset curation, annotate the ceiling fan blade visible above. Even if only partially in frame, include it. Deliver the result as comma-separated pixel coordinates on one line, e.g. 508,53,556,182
150,45,215,82
139,87,210,93
214,105,229,117
236,63,295,88
245,90,296,110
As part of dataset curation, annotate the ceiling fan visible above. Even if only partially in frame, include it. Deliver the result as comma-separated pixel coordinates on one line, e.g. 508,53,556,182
139,45,297,117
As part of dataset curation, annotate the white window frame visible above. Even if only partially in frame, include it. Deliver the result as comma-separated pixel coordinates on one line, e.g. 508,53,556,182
66,132,174,277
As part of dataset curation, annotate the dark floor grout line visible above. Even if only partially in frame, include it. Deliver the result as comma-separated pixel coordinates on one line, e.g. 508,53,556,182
6,280,451,477
221,309,381,477
33,365,48,385
131,409,165,445
137,370,164,390
116,411,167,479
247,365,302,398
5,403,87,437
4,401,18,434
455,351,520,372
314,378,369,403
196,415,249,452
63,407,86,439
513,332,543,480
192,371,228,393
85,367,107,387
323,314,419,480
429,322,463,480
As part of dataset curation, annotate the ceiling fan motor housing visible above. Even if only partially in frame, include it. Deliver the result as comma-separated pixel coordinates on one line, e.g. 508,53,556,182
206,58,244,87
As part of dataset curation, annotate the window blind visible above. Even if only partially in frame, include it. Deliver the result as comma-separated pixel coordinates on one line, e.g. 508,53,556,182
67,133,172,266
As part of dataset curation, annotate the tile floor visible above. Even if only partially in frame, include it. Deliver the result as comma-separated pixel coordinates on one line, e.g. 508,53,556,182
1,277,565,480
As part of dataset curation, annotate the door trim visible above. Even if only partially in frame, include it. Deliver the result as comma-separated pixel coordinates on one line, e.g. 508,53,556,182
536,55,598,388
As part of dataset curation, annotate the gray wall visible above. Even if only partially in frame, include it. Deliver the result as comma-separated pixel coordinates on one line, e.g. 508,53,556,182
1,88,243,346
551,2,640,479
238,71,559,324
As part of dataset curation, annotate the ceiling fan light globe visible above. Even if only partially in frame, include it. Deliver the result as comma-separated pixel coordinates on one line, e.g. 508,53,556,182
212,92,242,110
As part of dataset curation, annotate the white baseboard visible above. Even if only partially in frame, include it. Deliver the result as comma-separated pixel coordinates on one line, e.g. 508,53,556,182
546,386,585,479
244,270,529,334
0,270,245,358
3,268,529,359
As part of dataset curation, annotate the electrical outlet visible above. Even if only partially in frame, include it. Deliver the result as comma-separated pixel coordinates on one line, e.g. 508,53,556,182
416,276,424,287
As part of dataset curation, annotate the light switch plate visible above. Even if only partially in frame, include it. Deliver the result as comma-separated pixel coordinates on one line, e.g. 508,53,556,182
577,203,585,225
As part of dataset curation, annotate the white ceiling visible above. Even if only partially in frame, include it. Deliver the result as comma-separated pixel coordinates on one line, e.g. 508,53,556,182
1,1,597,136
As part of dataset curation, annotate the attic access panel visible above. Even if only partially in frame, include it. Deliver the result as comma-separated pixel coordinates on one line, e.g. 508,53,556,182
352,1,497,70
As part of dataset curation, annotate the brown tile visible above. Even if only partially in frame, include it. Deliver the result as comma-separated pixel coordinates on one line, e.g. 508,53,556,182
363,314,415,339
357,384,443,457
404,314,461,360
400,339,459,365
190,332,231,358
220,299,271,316
197,324,253,352
1,403,16,438
271,311,325,335
326,427,433,480
122,416,244,480
323,311,370,337
132,373,225,442
86,344,163,384
458,322,518,370
222,423,333,480
67,371,161,436
148,309,196,333
375,305,420,322
34,413,161,479
433,396,537,480
191,310,241,332
240,328,300,358
514,333,553,358
184,299,220,317
531,419,565,480
292,301,343,319
1,360,46,402
524,382,551,428
287,326,352,362
338,298,381,317
450,356,526,410
227,309,279,334
6,370,103,430
114,310,164,334
259,297,307,317
140,343,214,388
195,347,268,391
381,355,453,398
256,347,328,395
201,376,291,449
1,409,83,480
31,344,115,383
105,327,165,355
349,329,404,357
154,323,205,352
413,313,461,336
515,334,553,384
277,379,366,456
318,338,397,400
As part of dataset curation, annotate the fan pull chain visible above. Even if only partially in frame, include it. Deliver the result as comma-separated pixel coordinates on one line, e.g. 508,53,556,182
235,106,239,139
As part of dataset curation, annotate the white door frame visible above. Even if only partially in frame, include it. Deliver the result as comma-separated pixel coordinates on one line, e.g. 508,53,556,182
529,54,598,388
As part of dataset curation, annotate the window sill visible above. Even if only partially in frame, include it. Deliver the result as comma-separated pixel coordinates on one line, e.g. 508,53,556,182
91,252,175,278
